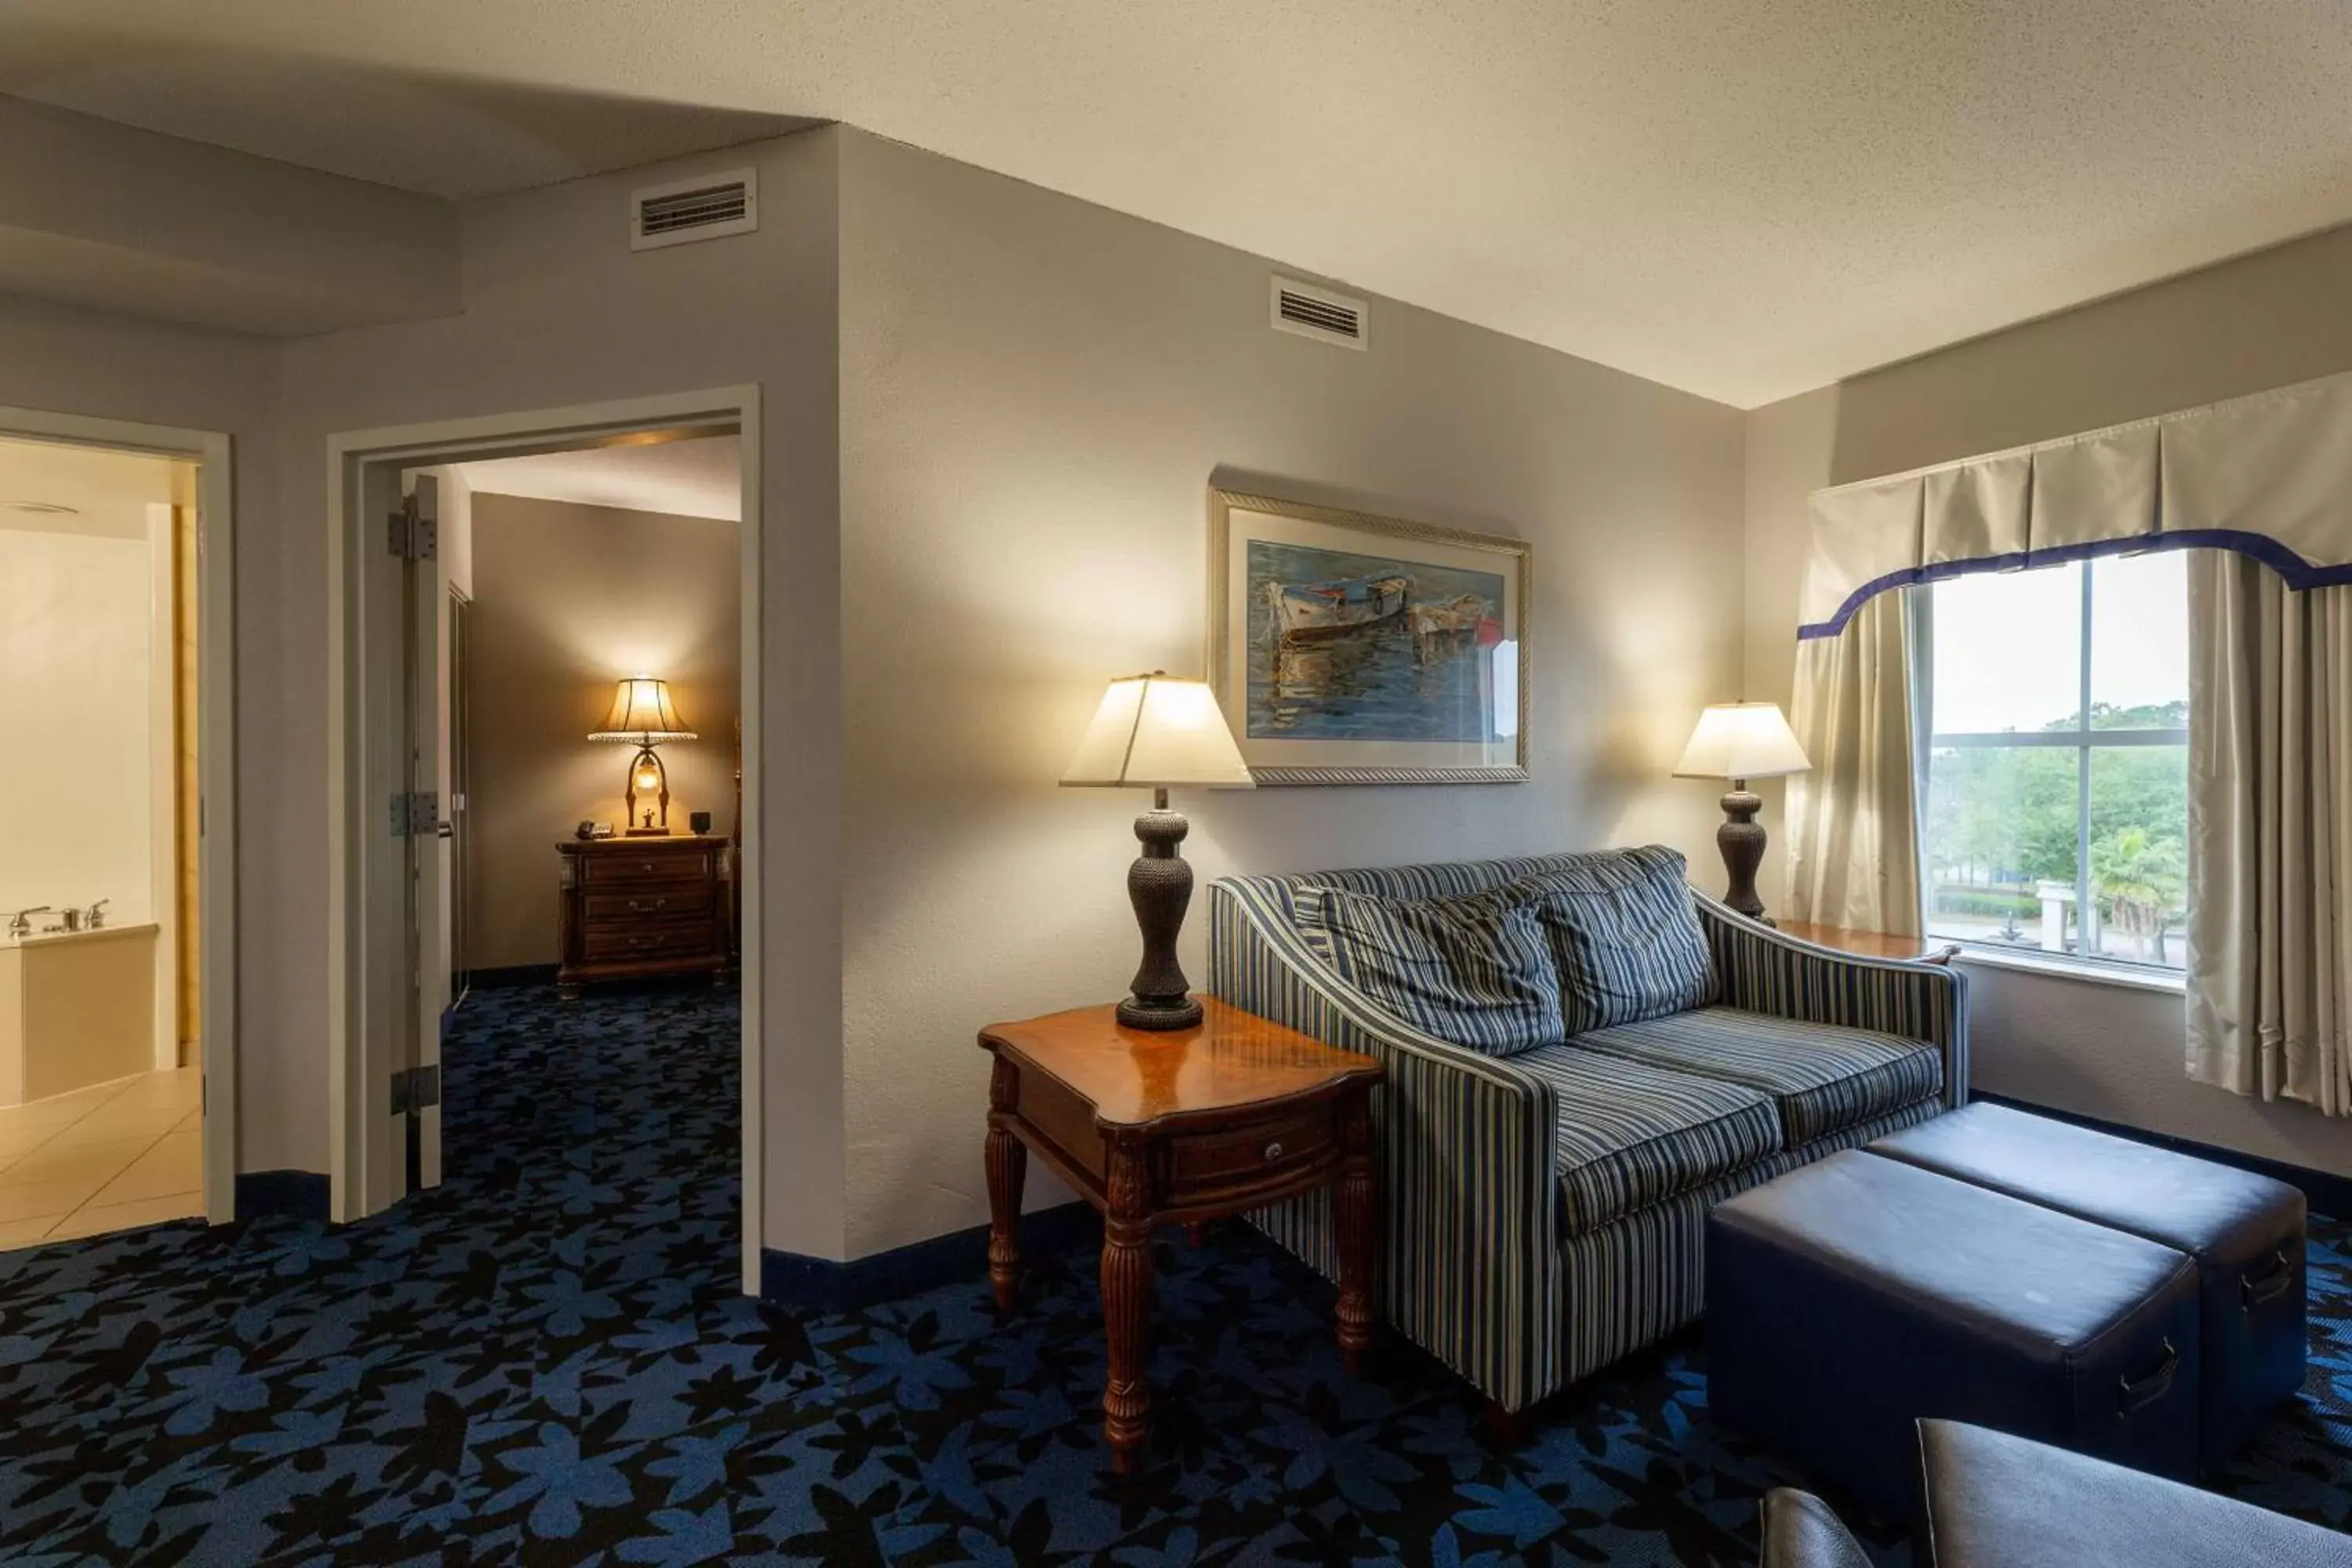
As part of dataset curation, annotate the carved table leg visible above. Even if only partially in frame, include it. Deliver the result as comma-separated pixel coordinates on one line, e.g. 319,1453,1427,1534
984,1055,1026,1312
1334,1089,1377,1376
1101,1134,1154,1472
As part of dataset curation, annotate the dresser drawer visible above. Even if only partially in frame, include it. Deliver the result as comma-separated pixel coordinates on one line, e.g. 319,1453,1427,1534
1166,1104,1334,1193
583,882,713,922
579,920,720,964
576,847,718,887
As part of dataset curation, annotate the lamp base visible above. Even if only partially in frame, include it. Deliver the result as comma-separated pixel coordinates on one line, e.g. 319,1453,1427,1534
1119,790,1202,1032
624,826,673,837
1717,784,1771,925
1117,994,1203,1032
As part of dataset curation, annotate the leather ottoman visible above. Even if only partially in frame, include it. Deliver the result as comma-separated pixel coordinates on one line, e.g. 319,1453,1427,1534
1869,1102,2306,1473
1918,1417,2352,1568
1708,1149,2200,1520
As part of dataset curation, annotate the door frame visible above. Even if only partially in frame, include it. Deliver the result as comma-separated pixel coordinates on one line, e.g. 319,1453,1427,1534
325,387,764,1290
0,404,239,1224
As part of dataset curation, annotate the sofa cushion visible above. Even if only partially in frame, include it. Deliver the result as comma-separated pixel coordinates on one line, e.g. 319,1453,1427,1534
1570,1005,1943,1145
1510,846,1717,1035
1513,1042,1781,1235
1293,884,1563,1057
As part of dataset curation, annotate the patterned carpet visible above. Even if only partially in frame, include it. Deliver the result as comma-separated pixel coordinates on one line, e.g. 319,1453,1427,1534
1,984,2347,1566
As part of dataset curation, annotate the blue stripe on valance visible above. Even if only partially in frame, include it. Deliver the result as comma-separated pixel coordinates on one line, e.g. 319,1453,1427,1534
1798,528,2352,641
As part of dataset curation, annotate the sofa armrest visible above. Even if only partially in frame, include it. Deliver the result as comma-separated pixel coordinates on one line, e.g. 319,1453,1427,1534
1209,878,1566,1410
1694,892,1970,1110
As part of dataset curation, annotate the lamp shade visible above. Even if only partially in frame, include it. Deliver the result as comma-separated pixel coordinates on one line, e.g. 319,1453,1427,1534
1061,673,1254,789
588,677,698,744
1672,701,1809,781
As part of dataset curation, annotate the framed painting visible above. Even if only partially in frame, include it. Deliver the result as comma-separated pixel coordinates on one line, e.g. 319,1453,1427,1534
1208,488,1530,786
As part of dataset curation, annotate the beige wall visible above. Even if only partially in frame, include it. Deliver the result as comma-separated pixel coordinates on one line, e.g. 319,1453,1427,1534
276,125,844,1254
466,492,740,969
0,292,282,1163
837,131,1748,1255
1743,220,2352,1178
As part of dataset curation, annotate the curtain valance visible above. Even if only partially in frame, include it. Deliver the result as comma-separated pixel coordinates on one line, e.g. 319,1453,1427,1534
1798,368,2352,638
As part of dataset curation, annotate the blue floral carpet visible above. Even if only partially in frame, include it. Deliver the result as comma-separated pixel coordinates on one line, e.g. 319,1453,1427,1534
2,983,2347,1565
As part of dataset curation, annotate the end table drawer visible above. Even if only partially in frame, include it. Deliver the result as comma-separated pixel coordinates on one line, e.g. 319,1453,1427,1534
580,920,719,964
584,884,714,921
1167,1105,1333,1190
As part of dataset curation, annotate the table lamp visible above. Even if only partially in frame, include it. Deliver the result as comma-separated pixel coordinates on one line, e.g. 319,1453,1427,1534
1672,701,1810,924
590,677,698,836
1062,672,1254,1029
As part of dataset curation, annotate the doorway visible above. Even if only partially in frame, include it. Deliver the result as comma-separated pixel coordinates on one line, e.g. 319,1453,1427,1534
0,409,237,1242
327,390,764,1291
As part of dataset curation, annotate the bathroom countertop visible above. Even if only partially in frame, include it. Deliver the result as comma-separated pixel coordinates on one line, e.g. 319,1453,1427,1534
3,922,158,949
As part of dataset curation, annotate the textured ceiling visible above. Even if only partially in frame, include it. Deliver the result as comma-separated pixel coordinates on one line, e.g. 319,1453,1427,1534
5,1,2351,405
457,436,742,523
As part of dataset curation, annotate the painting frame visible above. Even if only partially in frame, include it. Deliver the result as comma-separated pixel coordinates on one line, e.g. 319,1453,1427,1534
1207,488,1531,786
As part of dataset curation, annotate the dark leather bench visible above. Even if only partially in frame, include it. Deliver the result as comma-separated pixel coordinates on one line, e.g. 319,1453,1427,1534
1708,1149,2199,1520
1868,1102,2306,1474
1759,1418,2352,1568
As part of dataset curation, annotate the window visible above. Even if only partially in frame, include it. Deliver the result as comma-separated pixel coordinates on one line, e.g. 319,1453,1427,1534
1915,552,2190,971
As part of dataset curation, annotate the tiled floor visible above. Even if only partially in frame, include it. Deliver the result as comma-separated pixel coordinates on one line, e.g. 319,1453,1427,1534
0,1065,201,1248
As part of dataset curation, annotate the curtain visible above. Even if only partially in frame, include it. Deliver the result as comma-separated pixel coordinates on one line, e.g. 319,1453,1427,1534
1784,590,1922,937
2186,552,2352,1115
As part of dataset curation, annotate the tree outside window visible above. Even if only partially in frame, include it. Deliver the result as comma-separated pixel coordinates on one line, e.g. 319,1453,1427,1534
1917,554,2190,970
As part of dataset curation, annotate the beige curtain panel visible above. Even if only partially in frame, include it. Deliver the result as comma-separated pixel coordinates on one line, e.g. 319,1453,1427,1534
2186,552,2352,1116
1783,591,1922,938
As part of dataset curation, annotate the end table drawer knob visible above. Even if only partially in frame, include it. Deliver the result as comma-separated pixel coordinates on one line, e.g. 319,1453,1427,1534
1264,1140,1284,1162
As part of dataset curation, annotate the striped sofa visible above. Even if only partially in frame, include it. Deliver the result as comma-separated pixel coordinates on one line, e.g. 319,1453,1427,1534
1208,848,1969,1417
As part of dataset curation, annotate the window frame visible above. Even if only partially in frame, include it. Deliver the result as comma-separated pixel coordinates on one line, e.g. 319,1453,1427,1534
1910,559,2189,975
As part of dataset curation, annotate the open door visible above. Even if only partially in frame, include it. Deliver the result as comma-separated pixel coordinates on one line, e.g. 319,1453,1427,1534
404,474,446,1192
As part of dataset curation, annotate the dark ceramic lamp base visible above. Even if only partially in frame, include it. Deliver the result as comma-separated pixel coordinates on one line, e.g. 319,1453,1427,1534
1118,787,1203,1031
1715,783,1772,924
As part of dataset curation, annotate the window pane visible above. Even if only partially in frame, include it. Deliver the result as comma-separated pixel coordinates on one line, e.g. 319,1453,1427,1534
2089,552,2188,730
2085,745,2189,969
1923,745,2082,953
1929,563,2082,735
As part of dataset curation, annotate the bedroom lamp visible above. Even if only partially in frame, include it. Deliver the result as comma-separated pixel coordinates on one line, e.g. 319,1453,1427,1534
1062,672,1254,1030
590,677,698,836
1673,701,1810,924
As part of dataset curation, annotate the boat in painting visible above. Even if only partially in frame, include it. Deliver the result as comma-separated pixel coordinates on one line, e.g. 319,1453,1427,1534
1264,575,1410,642
1407,594,1495,642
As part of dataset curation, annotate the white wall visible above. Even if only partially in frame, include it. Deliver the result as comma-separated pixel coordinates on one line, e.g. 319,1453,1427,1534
0,526,154,920
837,132,1748,1255
1743,220,2352,1178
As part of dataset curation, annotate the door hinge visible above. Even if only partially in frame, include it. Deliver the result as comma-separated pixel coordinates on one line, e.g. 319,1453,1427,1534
390,1064,441,1116
390,791,441,837
387,495,437,561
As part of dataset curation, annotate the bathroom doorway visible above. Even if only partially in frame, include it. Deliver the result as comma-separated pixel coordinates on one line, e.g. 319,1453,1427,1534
0,420,235,1246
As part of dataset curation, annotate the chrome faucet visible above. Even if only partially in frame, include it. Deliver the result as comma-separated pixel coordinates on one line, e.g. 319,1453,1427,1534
86,899,109,931
5,906,51,940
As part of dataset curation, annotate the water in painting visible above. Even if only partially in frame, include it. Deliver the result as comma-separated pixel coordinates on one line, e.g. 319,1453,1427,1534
1245,539,1505,742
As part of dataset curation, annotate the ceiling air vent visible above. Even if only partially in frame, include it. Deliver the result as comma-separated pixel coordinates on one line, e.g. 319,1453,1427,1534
630,168,758,252
1271,277,1367,350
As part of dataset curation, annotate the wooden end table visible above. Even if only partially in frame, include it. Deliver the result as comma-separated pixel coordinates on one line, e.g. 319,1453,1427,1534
978,996,1385,1472
1779,920,1960,965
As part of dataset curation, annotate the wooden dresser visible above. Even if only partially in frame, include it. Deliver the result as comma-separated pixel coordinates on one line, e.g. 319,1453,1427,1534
554,837,730,997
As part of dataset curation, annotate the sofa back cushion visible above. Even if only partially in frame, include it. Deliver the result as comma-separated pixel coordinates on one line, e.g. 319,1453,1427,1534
1512,845,1716,1035
1294,884,1564,1057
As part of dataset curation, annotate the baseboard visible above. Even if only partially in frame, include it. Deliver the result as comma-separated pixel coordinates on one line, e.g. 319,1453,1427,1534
1976,1091,2352,1219
468,964,559,990
760,1200,1104,1313
234,1169,332,1222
